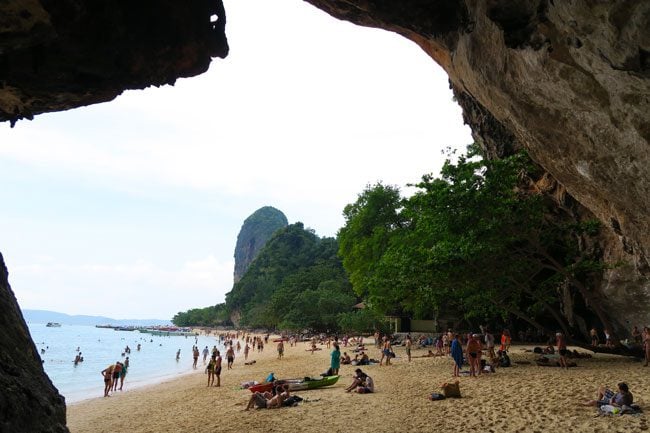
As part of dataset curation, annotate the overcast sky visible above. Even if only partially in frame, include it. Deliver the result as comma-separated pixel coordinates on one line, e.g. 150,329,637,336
0,0,471,319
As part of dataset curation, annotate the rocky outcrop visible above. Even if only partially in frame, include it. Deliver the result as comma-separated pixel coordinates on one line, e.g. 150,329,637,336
233,206,288,283
0,0,228,126
0,253,68,433
304,0,650,334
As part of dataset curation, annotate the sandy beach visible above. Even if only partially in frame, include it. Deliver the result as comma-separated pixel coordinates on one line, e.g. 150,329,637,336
68,337,649,433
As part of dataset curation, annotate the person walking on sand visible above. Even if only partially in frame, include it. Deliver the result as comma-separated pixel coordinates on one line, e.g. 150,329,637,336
331,343,341,375
214,350,222,387
590,327,599,347
277,340,284,360
450,334,463,377
207,354,217,386
556,331,569,369
405,335,412,362
101,364,114,397
226,345,235,369
202,346,209,364
485,328,496,359
500,329,511,353
379,336,392,366
244,343,250,360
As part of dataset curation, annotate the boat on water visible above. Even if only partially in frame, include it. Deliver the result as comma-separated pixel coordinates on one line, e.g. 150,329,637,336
139,326,196,337
46,322,62,327
248,375,340,393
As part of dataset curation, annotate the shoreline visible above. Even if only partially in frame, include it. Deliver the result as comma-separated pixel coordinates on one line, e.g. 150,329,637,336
68,338,649,433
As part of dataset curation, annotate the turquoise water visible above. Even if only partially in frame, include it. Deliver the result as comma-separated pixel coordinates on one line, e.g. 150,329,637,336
27,323,225,403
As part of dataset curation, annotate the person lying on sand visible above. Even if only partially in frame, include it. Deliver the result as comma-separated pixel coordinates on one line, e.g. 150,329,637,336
414,350,436,358
583,383,633,408
245,384,289,410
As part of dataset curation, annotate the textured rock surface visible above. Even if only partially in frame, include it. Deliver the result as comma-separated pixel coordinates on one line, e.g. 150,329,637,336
0,253,68,433
0,0,228,126
305,0,650,332
233,206,288,283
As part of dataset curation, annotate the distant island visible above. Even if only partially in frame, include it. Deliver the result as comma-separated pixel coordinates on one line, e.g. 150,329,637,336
21,309,172,327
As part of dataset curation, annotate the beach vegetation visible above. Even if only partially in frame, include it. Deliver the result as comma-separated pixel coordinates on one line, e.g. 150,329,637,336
337,144,608,340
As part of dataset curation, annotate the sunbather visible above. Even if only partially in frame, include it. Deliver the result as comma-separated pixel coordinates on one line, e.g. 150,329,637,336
583,383,633,407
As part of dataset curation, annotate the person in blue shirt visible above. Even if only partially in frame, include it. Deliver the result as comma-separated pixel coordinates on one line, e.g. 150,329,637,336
450,334,464,377
331,343,341,375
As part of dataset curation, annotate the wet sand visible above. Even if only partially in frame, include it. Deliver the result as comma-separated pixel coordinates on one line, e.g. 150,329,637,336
68,338,649,433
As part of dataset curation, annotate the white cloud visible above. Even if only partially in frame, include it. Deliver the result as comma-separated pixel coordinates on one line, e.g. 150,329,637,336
0,0,472,318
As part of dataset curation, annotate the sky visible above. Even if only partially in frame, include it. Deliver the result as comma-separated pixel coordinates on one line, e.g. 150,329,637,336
0,0,472,319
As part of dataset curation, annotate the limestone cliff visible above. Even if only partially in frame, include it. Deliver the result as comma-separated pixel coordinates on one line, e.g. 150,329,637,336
233,206,289,283
304,0,650,334
0,253,68,433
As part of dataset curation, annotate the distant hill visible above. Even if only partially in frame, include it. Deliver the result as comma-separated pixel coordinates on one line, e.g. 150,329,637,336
21,309,172,326
233,206,288,283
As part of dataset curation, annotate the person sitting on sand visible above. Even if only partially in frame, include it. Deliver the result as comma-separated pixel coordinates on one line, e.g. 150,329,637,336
358,352,369,365
341,352,351,365
583,383,633,408
345,368,368,392
355,375,374,394
245,385,288,410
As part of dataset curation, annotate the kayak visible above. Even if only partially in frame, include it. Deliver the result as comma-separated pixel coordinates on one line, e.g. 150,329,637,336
248,375,340,393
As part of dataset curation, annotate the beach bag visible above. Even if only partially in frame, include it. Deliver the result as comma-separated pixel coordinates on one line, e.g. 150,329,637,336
441,381,461,398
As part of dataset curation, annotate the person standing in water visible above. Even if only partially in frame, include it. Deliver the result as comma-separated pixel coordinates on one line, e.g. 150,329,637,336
193,346,200,369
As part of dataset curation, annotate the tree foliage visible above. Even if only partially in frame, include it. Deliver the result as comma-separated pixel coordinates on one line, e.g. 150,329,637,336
337,145,606,338
226,223,357,333
172,303,230,327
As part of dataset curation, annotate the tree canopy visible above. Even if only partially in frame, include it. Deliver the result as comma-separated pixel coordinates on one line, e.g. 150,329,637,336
337,145,606,339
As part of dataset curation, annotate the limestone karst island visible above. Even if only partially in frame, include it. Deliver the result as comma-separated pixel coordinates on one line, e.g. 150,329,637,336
1,1,648,433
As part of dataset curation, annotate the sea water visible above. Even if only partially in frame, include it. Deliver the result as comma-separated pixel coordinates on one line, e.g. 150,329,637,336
27,323,226,403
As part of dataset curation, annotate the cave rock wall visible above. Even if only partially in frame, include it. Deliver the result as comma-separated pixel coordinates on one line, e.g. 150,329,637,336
0,0,229,125
0,253,68,433
305,0,650,330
